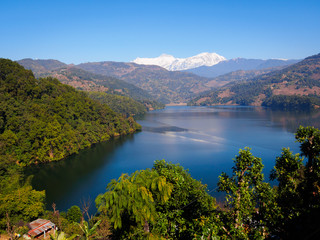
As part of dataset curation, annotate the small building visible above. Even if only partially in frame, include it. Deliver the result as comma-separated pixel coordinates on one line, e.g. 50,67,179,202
27,219,56,239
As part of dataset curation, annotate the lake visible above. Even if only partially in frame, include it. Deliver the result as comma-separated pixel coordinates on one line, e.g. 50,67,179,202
26,106,320,213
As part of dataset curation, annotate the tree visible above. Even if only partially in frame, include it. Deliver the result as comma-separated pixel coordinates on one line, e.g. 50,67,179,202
270,148,303,218
295,126,320,173
0,173,45,229
95,168,173,238
96,160,218,239
67,206,82,223
217,147,274,239
152,160,217,239
269,148,304,238
295,126,320,208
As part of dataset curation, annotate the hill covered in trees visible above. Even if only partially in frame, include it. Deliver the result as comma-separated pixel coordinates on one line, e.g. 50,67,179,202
87,92,147,117
0,58,141,166
189,53,320,110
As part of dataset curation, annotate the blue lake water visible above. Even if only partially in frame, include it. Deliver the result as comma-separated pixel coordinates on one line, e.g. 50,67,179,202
27,106,320,212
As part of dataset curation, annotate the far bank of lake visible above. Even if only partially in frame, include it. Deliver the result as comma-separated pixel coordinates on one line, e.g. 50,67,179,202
26,106,320,212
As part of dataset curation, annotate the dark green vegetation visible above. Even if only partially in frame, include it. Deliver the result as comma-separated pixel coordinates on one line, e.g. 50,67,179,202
87,92,147,117
0,58,140,166
96,160,215,239
189,53,320,110
262,95,313,110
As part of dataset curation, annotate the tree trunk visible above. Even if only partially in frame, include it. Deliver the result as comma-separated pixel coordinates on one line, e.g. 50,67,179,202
144,220,150,233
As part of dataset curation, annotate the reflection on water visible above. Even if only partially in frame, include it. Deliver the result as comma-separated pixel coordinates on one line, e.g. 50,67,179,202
25,136,133,211
142,126,188,133
25,106,320,212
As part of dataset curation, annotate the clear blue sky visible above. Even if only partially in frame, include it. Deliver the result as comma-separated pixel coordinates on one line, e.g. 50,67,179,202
1,0,319,64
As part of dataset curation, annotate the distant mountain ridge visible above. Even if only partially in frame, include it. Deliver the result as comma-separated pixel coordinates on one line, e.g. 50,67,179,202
184,58,300,78
17,58,67,76
189,53,320,110
76,61,211,103
17,55,303,105
133,52,226,71
205,67,287,89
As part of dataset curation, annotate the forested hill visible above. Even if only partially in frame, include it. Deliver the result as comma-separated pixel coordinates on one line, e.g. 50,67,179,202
87,92,147,117
0,58,141,167
189,53,320,110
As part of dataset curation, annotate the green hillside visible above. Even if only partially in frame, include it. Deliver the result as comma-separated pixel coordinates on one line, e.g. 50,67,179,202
0,58,141,167
87,92,147,117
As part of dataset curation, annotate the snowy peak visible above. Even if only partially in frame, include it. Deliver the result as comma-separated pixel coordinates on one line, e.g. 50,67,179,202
132,52,226,71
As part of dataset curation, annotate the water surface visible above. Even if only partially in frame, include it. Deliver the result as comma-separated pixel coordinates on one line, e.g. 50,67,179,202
27,106,320,212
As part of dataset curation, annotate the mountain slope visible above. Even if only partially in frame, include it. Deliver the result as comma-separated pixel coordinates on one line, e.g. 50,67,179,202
205,67,287,88
18,60,164,110
0,58,141,166
189,53,320,110
133,52,226,71
76,61,212,103
87,92,147,117
185,58,300,78
38,67,153,100
17,58,67,76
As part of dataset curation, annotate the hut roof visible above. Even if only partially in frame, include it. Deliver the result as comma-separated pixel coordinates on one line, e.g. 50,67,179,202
28,219,55,237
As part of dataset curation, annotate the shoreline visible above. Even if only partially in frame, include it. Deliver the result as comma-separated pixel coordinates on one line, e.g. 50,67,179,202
165,103,187,106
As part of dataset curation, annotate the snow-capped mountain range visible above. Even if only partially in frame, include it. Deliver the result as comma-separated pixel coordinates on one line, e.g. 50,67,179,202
133,52,226,71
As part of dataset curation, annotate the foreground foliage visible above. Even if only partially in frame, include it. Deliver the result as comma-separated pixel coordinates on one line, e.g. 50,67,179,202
96,160,216,239
217,148,277,239
94,126,320,239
